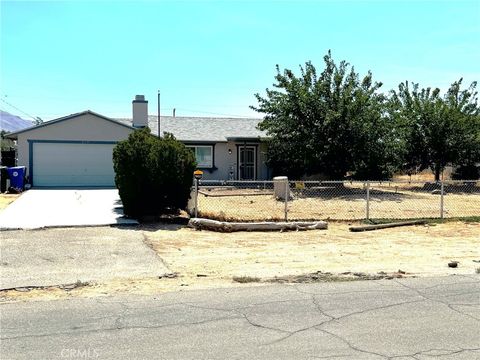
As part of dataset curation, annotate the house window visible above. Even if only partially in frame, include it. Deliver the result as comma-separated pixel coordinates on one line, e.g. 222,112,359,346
187,145,213,168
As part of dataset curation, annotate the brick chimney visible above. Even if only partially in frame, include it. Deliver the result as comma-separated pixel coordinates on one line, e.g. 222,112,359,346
132,95,148,128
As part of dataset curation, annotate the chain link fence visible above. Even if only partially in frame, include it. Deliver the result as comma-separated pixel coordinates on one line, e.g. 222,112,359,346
190,179,480,222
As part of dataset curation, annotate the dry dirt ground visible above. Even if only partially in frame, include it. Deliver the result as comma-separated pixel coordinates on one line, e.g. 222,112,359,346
2,221,478,302
197,183,480,221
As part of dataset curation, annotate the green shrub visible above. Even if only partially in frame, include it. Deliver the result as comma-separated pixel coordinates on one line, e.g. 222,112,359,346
113,128,196,217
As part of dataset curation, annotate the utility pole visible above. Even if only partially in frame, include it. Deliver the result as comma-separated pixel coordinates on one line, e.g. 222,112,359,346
157,90,161,137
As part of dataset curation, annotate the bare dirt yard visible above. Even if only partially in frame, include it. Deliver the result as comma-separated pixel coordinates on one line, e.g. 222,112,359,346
197,182,480,221
3,220,478,302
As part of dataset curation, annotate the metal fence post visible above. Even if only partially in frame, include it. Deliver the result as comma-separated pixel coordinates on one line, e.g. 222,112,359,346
440,181,444,219
366,181,370,221
194,178,199,218
284,179,288,222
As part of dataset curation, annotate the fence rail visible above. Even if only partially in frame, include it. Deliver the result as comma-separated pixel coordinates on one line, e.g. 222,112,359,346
191,179,480,222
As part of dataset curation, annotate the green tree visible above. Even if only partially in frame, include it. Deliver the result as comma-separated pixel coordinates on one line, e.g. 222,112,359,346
251,51,402,179
389,79,480,180
113,128,196,218
1,130,15,150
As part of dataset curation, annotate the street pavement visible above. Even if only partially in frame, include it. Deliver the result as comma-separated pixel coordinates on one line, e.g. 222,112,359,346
0,227,170,289
0,189,138,230
1,275,479,359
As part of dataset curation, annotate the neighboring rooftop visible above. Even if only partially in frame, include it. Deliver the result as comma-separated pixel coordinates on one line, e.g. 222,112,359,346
116,115,267,142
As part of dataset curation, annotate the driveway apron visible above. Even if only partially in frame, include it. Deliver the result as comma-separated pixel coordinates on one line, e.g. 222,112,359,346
0,189,138,230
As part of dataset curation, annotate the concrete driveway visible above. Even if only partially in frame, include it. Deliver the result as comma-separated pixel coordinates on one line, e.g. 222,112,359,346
0,189,138,230
0,227,170,289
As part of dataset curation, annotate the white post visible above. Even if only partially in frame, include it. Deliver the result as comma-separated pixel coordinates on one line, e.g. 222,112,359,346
366,181,370,221
284,179,288,222
194,178,199,218
440,181,444,219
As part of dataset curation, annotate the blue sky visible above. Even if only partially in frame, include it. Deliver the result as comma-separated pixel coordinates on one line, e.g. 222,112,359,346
1,0,479,121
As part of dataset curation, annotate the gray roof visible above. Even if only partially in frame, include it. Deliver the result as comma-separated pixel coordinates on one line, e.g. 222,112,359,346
116,115,267,143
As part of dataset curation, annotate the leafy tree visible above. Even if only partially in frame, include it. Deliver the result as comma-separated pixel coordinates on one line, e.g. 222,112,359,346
389,79,480,180
113,128,196,217
251,51,402,179
1,130,15,151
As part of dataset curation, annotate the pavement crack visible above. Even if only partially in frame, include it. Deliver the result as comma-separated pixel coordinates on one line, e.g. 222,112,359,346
417,279,480,292
0,315,241,341
234,310,291,336
311,295,335,320
317,328,388,359
292,283,409,297
441,290,480,298
235,298,310,310
182,302,238,313
318,298,426,327
259,289,426,347
389,347,480,359
393,279,480,322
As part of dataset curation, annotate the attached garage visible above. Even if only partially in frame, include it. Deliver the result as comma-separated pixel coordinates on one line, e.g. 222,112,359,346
31,141,117,187
7,111,134,187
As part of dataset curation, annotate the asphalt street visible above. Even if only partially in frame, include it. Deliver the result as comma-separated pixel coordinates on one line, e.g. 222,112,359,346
1,275,479,359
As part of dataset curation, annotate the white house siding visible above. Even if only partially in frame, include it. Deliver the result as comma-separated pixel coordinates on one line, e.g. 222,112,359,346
16,113,133,184
197,141,269,181
258,142,269,180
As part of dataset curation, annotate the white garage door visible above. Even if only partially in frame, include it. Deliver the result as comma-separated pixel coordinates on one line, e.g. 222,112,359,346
32,142,116,187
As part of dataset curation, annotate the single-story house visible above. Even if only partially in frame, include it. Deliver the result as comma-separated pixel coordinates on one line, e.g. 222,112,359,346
6,95,270,187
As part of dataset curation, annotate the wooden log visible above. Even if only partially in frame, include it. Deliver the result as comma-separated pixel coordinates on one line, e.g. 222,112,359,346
188,218,328,232
349,220,426,232
198,190,273,197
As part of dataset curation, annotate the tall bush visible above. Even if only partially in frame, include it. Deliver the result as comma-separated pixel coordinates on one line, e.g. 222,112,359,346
113,128,196,217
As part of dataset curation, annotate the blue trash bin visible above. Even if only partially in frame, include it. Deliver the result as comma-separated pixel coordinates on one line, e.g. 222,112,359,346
6,166,26,191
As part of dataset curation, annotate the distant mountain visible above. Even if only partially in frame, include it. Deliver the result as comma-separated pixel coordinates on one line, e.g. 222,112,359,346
0,110,34,133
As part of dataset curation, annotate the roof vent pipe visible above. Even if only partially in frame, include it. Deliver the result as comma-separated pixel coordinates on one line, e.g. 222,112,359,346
132,95,148,128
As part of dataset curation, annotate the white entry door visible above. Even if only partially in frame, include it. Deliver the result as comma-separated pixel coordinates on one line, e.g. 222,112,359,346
32,142,116,187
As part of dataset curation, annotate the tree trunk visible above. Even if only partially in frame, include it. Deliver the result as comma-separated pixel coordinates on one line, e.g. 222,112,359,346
349,220,426,232
434,164,442,181
188,218,328,232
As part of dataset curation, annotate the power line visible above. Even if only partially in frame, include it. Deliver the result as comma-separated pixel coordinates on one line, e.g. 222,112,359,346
175,108,253,118
0,97,255,120
0,98,39,121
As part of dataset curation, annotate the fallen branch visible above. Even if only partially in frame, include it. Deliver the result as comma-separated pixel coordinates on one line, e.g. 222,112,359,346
198,191,273,197
349,220,426,232
0,280,90,293
188,218,328,232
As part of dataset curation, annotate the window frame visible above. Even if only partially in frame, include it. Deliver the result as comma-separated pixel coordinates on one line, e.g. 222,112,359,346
186,145,214,169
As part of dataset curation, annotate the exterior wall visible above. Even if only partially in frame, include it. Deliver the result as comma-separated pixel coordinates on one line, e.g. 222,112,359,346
15,112,271,182
17,114,133,179
258,142,270,180
206,142,232,180
193,140,270,181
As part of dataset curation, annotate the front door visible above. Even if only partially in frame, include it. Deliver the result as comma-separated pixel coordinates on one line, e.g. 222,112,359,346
238,146,256,180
